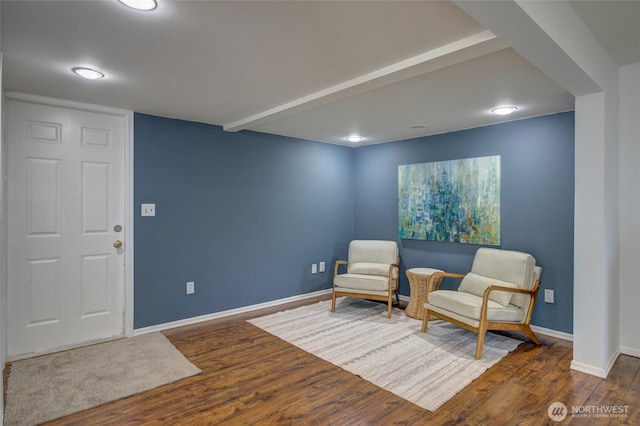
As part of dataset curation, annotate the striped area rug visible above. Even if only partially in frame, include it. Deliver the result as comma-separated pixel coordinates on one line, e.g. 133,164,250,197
248,298,521,411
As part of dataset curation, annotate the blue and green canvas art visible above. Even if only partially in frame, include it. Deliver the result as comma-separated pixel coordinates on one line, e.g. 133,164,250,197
398,155,501,245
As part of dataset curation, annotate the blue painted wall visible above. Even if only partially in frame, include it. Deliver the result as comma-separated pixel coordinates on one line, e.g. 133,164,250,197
134,113,354,328
134,112,574,333
352,112,575,333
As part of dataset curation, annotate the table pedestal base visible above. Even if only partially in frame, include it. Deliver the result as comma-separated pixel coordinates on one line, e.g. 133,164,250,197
405,268,444,319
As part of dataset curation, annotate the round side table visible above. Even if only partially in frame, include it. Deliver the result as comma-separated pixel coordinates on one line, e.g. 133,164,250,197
405,268,444,319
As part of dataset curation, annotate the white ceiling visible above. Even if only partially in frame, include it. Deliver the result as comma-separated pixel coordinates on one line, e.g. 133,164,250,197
570,0,640,67
1,1,638,146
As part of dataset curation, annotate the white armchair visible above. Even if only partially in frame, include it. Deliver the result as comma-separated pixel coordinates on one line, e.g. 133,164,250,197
422,247,542,359
331,240,400,318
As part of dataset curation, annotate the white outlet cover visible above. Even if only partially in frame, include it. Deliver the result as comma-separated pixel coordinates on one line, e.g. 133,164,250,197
141,203,156,217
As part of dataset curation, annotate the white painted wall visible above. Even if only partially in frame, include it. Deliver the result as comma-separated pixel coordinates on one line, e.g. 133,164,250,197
619,63,640,357
572,85,620,377
604,81,621,370
0,1,7,420
0,52,5,422
573,93,610,376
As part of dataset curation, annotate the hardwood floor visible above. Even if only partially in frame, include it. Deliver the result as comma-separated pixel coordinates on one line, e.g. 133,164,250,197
15,295,640,425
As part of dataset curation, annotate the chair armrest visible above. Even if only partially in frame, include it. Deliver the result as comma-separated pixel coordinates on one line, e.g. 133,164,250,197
482,279,541,301
426,272,464,292
334,260,349,277
479,281,541,321
386,257,400,291
432,272,465,280
387,260,400,278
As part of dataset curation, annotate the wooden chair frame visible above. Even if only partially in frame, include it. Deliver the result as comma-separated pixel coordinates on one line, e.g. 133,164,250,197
421,271,541,359
331,257,400,318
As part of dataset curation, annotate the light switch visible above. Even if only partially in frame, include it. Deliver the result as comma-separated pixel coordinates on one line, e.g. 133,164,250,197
319,262,326,273
312,264,318,274
544,289,554,304
141,203,156,217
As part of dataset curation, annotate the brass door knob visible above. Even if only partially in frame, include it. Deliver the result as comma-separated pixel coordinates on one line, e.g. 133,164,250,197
113,240,123,249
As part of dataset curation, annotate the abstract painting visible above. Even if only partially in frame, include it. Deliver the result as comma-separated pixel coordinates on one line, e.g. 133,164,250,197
398,156,501,245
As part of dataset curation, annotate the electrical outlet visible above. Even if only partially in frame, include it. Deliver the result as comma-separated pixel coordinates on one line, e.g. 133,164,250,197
141,203,156,217
319,262,326,273
544,289,554,303
311,264,318,274
186,281,195,295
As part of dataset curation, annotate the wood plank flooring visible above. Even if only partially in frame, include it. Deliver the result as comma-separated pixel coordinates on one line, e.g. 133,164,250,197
9,295,640,425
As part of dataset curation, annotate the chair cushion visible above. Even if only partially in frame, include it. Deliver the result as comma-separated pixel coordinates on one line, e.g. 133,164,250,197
514,266,543,312
471,247,535,287
334,273,390,292
427,290,523,322
347,240,398,265
348,262,393,277
471,248,536,308
458,272,518,307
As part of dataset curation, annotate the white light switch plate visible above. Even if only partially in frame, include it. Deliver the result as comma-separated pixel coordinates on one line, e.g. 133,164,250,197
319,262,326,273
311,264,318,274
141,203,156,217
544,289,554,303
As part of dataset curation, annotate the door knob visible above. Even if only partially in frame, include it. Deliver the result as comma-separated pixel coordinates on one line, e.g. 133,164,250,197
113,240,123,249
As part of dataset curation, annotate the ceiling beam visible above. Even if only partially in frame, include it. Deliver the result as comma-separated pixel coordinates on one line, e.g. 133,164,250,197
454,0,607,96
223,30,507,132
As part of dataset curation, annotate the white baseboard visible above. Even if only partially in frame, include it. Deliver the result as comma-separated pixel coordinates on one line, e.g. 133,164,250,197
604,349,620,377
531,325,573,341
134,289,333,336
621,345,640,358
570,349,620,378
570,360,608,378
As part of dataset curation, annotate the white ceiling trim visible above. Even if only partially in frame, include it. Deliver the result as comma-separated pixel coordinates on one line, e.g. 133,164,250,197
223,30,508,133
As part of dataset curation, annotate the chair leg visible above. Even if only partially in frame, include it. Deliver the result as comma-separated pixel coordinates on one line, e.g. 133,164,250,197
421,310,430,332
475,315,489,359
387,297,392,319
521,325,541,345
475,330,487,359
331,290,336,312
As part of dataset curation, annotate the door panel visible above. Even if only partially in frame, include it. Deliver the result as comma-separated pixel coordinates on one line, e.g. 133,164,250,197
81,161,110,233
27,158,61,235
27,258,59,325
7,100,126,358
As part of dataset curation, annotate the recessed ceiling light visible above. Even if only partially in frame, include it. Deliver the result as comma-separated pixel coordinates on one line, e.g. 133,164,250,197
72,67,105,80
117,0,157,11
491,105,518,116
346,135,364,143
410,125,426,129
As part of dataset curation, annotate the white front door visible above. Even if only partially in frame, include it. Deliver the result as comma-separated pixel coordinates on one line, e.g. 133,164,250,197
7,99,126,358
